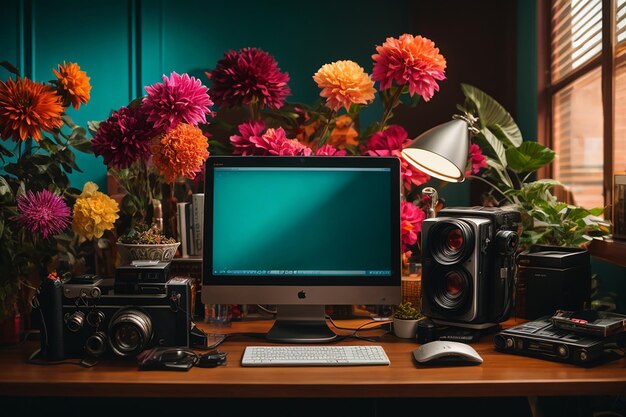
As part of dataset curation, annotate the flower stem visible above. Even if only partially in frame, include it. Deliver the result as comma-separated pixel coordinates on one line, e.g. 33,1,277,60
377,87,403,132
468,174,515,205
317,109,336,147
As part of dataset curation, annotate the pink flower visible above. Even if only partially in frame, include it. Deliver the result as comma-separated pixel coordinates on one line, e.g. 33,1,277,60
465,143,488,176
400,200,426,252
14,190,71,239
315,144,347,156
364,125,430,190
372,34,446,102
207,48,290,110
92,106,156,168
230,121,268,155
143,72,213,132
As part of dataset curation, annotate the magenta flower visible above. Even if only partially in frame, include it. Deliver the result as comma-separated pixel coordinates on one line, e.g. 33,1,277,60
207,48,290,110
14,190,71,239
465,143,488,176
143,72,213,132
230,121,268,155
92,106,156,168
364,125,430,190
400,200,426,252
315,144,347,156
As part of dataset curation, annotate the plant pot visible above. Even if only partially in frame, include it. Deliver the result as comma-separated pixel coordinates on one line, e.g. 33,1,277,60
393,318,420,339
116,242,180,265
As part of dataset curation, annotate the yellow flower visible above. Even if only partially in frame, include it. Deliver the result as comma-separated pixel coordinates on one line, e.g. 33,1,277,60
313,60,376,112
72,181,119,240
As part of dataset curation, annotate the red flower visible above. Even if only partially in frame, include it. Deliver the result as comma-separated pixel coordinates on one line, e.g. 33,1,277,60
400,200,426,252
465,143,488,176
230,121,268,155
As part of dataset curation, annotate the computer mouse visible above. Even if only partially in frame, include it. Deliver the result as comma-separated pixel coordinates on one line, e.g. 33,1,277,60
413,340,483,365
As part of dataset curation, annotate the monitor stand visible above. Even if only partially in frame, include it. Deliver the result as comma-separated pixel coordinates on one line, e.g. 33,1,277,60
266,305,339,343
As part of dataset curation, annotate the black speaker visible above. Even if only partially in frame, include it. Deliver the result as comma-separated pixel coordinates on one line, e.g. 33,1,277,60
515,245,591,320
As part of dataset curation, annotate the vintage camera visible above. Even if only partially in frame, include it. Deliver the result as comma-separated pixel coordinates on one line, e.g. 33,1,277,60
37,271,194,360
420,206,521,328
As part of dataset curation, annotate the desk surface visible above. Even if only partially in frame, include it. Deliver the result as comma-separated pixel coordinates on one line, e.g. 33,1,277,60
1,318,625,398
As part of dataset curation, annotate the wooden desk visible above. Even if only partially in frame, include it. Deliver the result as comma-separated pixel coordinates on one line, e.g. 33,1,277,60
0,318,624,400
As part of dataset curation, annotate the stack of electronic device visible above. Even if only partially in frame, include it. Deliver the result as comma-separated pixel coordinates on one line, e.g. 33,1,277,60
494,310,626,365
114,260,172,294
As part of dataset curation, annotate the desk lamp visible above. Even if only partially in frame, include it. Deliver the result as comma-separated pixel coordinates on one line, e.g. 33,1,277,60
401,117,472,217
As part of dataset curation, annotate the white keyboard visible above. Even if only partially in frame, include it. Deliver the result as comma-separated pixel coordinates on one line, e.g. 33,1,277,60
241,345,390,366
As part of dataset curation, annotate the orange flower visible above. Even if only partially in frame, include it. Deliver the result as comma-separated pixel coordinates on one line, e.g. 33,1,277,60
0,77,63,142
151,123,209,183
313,60,376,111
52,61,91,109
327,115,359,148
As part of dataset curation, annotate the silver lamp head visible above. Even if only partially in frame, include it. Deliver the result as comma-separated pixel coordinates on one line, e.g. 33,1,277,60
401,118,470,183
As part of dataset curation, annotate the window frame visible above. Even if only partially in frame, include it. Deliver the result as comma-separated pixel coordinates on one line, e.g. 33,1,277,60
538,0,615,218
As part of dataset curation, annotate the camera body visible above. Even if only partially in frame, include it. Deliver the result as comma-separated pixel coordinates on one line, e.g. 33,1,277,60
38,271,193,360
420,206,521,327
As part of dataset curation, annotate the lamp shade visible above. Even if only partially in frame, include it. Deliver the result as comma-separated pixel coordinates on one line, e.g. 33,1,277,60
401,119,470,183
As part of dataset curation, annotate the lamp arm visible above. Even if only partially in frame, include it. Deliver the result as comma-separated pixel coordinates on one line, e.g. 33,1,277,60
422,186,439,218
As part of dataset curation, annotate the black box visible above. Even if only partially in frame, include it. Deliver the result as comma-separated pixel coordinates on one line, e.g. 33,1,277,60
114,261,171,294
515,245,591,320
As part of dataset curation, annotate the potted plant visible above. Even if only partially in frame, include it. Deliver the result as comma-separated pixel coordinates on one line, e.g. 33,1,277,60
116,223,179,265
393,301,422,339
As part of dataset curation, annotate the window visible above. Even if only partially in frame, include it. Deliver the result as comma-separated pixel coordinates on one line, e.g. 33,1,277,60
542,0,625,214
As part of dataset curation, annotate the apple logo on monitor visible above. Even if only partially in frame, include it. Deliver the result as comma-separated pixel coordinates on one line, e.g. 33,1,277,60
298,291,306,299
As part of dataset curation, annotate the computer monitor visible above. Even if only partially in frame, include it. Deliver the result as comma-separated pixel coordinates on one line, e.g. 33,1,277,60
201,156,401,343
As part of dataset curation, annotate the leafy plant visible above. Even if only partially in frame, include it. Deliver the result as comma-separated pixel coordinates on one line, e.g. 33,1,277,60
394,301,422,320
118,223,177,245
456,84,610,248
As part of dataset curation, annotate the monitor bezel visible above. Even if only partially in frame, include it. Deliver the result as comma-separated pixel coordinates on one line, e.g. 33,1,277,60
202,155,402,289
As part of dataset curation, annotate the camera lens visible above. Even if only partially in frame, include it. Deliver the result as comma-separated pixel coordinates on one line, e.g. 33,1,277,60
66,310,85,332
428,220,474,265
432,268,471,311
108,308,153,357
446,228,464,251
87,310,105,327
496,230,519,255
85,331,108,357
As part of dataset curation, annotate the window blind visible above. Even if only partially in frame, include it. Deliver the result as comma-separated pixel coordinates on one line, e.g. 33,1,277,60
551,0,603,82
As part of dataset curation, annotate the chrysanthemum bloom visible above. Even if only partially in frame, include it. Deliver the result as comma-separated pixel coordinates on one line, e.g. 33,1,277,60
315,144,347,156
92,106,157,168
372,34,446,101
313,60,376,112
143,72,213,132
151,123,209,183
251,127,312,156
230,121,268,155
364,125,430,190
52,61,91,110
0,77,63,141
465,143,488,176
208,48,290,110
14,190,71,239
72,182,120,240
400,200,426,252
327,115,359,148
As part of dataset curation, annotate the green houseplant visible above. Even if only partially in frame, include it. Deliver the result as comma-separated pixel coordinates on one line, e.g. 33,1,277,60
455,83,610,249
116,223,180,264
393,301,422,339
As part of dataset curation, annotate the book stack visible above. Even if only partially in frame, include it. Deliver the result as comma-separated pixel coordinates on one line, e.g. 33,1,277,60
176,193,204,258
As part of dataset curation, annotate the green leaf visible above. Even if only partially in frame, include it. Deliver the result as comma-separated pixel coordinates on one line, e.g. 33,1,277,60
87,120,101,137
485,158,513,188
0,176,12,198
479,127,508,168
461,83,523,147
70,138,93,154
38,137,59,154
506,142,555,173
0,61,20,76
61,114,77,128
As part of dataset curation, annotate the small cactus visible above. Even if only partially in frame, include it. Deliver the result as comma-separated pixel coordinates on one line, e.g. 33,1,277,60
394,301,421,320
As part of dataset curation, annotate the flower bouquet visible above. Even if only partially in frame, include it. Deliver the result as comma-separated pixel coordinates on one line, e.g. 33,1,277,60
0,61,119,322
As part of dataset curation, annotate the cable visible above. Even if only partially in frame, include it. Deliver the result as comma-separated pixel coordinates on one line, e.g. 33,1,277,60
27,348,98,368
